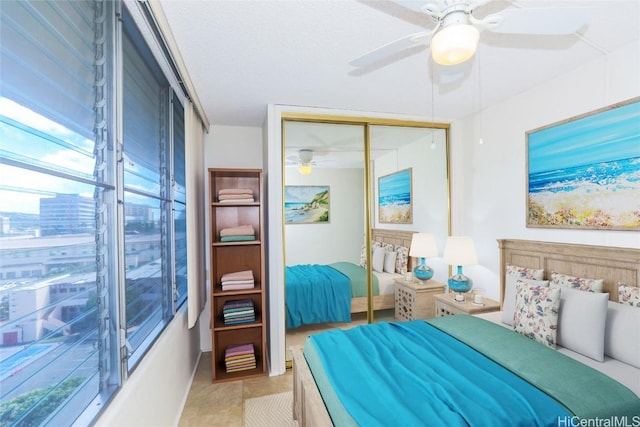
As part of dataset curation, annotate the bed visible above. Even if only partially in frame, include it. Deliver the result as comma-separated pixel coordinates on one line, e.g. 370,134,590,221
286,229,415,329
291,239,640,426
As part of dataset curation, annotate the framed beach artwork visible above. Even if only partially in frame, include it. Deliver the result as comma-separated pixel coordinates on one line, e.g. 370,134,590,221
378,168,412,224
284,185,330,224
526,97,640,230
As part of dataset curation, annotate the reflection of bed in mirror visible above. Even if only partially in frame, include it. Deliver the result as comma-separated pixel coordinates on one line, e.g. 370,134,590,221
286,229,415,329
291,239,640,426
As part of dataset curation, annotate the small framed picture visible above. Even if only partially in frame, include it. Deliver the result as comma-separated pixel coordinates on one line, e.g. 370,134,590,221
378,168,412,224
284,185,330,224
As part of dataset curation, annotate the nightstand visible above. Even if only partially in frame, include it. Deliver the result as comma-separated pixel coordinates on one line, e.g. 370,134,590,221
434,292,501,317
394,278,446,321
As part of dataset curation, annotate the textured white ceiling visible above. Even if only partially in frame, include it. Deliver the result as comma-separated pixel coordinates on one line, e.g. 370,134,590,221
158,0,640,128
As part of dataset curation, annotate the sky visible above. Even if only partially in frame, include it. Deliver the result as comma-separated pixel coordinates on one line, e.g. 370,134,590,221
0,97,159,214
528,100,640,175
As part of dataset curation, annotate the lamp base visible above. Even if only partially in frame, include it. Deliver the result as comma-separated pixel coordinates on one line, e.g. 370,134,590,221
413,263,433,282
448,272,472,303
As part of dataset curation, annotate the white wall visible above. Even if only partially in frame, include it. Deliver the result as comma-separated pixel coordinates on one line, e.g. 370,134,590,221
450,40,640,301
200,41,640,376
200,125,264,351
372,133,450,282
284,168,364,265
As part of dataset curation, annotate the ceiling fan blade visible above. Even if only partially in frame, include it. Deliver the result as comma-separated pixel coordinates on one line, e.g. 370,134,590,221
388,0,438,14
489,7,592,35
350,31,432,68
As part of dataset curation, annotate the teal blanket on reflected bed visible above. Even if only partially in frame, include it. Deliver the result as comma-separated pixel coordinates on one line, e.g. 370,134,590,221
328,262,378,298
285,262,379,329
305,316,640,426
285,264,351,329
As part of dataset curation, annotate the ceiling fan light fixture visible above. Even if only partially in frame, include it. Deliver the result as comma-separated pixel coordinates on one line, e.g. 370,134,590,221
298,163,313,175
431,24,479,65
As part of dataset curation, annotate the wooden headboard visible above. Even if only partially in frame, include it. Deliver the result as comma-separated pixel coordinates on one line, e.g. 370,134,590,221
498,239,640,305
372,228,417,271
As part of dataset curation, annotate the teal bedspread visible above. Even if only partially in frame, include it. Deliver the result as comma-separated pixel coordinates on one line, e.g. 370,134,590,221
285,262,379,329
328,262,378,298
305,316,640,426
285,264,351,329
427,315,640,420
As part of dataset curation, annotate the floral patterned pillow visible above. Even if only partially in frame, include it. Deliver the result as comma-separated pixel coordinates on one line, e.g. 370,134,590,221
513,282,560,348
550,272,603,293
506,264,544,280
394,245,409,275
618,284,640,307
359,244,367,268
381,242,394,252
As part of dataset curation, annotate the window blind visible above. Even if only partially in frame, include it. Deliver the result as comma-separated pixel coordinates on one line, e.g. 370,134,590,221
0,1,96,139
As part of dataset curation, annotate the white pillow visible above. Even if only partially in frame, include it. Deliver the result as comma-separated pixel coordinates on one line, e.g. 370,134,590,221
554,286,609,362
383,250,397,274
605,301,640,368
372,246,386,273
502,275,550,326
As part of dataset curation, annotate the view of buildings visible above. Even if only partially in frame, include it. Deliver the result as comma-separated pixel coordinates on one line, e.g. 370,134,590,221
0,194,159,346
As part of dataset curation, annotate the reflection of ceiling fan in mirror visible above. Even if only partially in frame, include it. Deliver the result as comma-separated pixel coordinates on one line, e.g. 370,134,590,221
351,0,592,67
285,149,328,175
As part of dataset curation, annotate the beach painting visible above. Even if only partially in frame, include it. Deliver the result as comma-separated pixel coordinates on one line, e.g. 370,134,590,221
378,168,412,224
526,97,640,230
284,185,330,224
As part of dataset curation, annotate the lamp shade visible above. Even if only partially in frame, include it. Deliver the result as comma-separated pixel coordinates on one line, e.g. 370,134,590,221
431,24,479,66
298,164,312,175
442,236,478,266
409,233,438,258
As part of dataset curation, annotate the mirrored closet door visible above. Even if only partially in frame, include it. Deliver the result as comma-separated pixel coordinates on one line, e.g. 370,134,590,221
281,116,450,361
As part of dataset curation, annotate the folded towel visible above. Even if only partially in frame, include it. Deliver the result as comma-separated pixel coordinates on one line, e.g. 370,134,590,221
221,270,254,281
220,224,254,237
222,283,255,291
219,188,253,196
219,198,254,203
220,235,255,242
225,343,255,357
223,299,254,309
218,193,255,201
221,279,255,286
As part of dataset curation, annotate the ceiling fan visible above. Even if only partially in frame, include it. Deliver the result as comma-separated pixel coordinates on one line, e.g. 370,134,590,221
351,0,592,67
285,149,320,175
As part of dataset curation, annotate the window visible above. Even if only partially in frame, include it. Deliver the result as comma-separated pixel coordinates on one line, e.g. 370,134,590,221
122,10,173,367
0,1,188,425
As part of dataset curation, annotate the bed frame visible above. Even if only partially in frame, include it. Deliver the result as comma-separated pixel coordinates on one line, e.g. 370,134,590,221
497,239,640,305
292,239,640,427
350,228,416,313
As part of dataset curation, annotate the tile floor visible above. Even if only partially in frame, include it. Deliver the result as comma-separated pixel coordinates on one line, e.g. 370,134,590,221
178,352,293,427
178,310,394,426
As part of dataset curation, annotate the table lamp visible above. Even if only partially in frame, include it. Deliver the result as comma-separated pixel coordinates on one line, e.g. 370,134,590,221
442,236,478,302
409,233,438,282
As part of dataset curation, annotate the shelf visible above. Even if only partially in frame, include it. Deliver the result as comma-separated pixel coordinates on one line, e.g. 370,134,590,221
213,283,262,295
213,321,263,332
209,168,266,383
212,240,261,247
212,202,260,207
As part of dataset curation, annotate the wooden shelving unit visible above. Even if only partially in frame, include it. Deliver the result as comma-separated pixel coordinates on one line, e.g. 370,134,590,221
208,168,266,382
